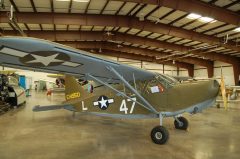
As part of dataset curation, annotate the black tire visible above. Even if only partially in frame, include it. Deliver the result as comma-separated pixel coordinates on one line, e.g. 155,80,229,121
174,116,188,130
151,126,169,145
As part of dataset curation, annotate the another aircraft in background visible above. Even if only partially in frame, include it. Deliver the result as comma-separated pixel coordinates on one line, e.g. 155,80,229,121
0,37,219,144
47,74,65,93
217,85,240,105
0,71,26,107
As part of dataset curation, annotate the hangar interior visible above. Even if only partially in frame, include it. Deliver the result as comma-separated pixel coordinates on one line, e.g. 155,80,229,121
0,0,240,159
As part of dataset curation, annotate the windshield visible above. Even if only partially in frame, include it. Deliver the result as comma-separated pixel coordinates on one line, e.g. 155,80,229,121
144,73,178,93
161,74,178,84
156,74,178,86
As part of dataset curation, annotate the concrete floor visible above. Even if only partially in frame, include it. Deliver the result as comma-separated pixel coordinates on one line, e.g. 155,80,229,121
0,91,240,159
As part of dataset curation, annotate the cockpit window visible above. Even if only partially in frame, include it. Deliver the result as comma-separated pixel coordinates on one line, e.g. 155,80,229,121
152,74,178,89
158,74,178,84
144,74,177,94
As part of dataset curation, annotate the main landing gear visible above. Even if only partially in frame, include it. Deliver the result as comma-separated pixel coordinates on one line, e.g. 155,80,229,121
151,113,169,145
151,126,169,144
150,114,189,145
174,116,188,130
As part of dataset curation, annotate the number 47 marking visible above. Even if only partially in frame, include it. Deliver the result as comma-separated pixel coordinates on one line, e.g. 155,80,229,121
120,97,136,114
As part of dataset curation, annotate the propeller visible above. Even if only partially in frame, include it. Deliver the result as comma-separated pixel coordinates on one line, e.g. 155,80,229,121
220,68,228,110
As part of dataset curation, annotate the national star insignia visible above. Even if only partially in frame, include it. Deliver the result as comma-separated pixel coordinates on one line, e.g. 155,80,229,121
93,95,114,110
27,54,63,66
0,47,82,68
98,97,108,109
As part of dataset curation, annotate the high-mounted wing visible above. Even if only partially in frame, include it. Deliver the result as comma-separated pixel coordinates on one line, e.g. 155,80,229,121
0,37,155,83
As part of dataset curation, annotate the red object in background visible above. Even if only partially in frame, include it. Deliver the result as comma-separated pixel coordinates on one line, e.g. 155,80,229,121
158,84,164,92
47,90,52,96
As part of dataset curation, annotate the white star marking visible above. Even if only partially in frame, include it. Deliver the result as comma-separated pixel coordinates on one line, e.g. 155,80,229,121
98,97,108,109
27,54,63,66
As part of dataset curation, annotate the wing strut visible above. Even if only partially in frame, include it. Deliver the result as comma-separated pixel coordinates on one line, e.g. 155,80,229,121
107,66,158,114
87,74,155,113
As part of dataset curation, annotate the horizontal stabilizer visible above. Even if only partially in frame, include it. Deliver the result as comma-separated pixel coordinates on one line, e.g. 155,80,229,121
32,104,75,112
62,98,86,105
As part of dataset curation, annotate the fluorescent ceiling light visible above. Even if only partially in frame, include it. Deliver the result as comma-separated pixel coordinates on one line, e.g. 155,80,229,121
186,13,201,19
234,27,240,32
74,0,90,2
56,0,90,2
187,13,216,23
199,17,216,23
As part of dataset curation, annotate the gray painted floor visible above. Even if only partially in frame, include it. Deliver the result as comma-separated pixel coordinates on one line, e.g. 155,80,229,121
0,91,240,159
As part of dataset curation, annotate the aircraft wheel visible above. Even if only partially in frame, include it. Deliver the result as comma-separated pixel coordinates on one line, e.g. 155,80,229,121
151,126,169,144
174,116,188,130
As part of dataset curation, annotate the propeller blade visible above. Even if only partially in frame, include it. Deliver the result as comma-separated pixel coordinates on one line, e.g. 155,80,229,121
220,75,228,110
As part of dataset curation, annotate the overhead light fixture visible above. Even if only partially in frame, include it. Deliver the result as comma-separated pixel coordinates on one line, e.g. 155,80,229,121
172,60,175,64
187,13,216,23
234,27,240,32
186,13,201,19
56,0,90,2
199,17,216,23
74,0,90,2
139,13,144,21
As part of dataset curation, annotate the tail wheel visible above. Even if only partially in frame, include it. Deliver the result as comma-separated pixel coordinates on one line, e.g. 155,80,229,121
174,116,188,130
151,126,169,145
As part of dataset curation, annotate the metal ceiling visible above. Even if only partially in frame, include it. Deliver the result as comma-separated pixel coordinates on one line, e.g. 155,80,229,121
0,0,240,81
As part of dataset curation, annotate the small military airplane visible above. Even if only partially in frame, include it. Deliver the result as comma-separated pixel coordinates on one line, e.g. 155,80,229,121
46,74,65,93
217,85,240,106
0,37,219,144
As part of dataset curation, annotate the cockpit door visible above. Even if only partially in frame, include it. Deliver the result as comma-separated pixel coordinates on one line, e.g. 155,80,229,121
141,79,168,111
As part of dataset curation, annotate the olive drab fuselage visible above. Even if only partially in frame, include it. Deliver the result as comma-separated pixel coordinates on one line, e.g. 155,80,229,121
65,75,219,115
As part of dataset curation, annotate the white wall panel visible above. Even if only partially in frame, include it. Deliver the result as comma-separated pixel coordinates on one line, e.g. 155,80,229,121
97,55,117,61
214,61,234,86
194,65,208,78
142,62,163,69
193,62,235,85
179,70,189,76
147,70,163,74
18,71,55,89
3,67,55,90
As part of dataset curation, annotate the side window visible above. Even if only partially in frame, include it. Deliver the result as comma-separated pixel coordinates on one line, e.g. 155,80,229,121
146,79,165,94
156,75,174,89
148,79,158,87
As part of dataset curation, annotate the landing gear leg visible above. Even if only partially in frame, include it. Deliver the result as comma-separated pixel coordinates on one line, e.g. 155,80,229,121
174,116,188,130
151,113,169,145
72,111,76,118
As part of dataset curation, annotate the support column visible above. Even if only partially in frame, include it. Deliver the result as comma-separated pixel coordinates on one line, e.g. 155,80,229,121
188,67,194,77
207,65,214,78
233,64,240,85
